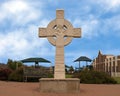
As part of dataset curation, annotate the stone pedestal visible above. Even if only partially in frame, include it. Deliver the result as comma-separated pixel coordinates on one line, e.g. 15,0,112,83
39,78,80,93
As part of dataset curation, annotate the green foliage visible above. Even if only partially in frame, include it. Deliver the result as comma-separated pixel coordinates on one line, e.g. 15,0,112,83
0,68,12,80
7,61,53,82
8,67,23,82
47,73,54,78
114,77,120,84
7,59,23,70
73,69,117,84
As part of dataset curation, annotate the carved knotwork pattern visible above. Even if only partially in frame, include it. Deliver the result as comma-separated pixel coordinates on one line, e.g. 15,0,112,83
53,25,67,37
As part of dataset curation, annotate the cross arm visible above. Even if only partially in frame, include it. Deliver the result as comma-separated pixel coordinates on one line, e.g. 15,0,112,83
39,27,57,37
64,28,81,38
73,28,81,38
39,28,47,37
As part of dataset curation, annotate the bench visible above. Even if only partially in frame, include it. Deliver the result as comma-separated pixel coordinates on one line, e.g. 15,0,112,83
23,67,53,82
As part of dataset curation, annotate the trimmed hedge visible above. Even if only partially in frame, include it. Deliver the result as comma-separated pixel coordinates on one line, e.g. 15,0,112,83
73,69,117,84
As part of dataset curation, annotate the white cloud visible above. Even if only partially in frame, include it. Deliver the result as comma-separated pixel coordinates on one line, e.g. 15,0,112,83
101,0,120,8
2,1,28,14
98,14,120,36
0,0,42,25
73,17,99,39
94,0,120,11
0,0,56,63
0,23,55,61
73,13,120,38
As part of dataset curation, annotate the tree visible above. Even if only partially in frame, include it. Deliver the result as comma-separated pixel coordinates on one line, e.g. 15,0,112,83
7,59,23,70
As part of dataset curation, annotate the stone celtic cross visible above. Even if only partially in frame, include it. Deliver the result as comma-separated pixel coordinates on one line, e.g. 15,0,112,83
39,10,81,79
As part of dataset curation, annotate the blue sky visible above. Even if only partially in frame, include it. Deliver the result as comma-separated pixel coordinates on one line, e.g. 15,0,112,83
0,0,120,68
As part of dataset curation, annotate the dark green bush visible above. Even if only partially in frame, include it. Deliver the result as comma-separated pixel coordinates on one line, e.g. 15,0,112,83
8,67,23,82
73,69,117,84
7,59,23,70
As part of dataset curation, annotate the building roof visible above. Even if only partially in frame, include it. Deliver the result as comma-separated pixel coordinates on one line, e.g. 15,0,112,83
20,57,51,63
74,56,92,62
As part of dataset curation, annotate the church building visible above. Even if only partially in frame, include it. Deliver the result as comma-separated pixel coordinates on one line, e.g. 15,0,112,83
92,51,120,77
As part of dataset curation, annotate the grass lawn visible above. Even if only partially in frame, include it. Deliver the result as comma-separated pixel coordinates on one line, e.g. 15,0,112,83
65,74,73,78
114,77,120,84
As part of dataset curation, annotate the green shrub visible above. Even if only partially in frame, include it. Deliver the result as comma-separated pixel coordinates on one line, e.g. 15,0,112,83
7,59,23,70
114,77,120,84
8,67,23,82
73,69,117,84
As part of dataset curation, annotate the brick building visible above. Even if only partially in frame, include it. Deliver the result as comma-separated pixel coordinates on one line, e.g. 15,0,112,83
92,51,120,77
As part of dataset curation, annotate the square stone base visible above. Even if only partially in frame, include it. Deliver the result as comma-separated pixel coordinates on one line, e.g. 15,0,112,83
39,78,80,93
